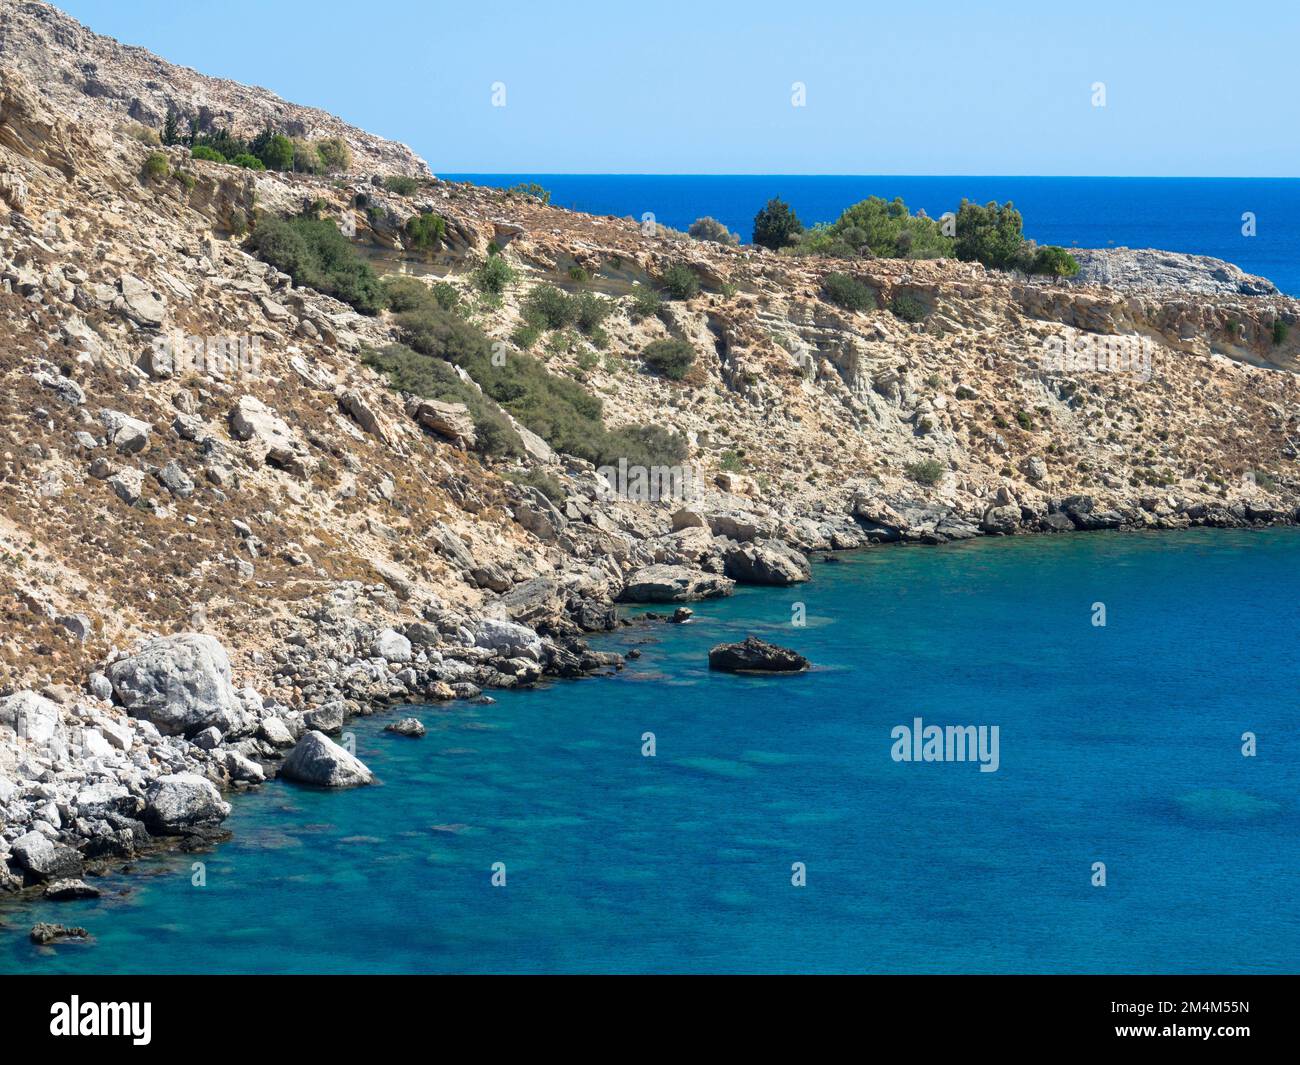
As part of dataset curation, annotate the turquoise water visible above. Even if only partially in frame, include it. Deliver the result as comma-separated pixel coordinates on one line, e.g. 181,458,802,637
5,528,1300,974
447,174,1300,296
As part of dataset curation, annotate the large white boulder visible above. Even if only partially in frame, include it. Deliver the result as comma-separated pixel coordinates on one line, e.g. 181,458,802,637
0,691,64,746
281,731,373,788
472,618,544,661
143,772,231,834
106,634,242,737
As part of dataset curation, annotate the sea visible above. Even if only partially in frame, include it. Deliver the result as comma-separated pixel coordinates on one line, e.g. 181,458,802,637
5,528,1299,974
445,174,1300,296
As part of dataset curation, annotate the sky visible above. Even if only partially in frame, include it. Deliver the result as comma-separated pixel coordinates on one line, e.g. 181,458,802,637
55,0,1300,176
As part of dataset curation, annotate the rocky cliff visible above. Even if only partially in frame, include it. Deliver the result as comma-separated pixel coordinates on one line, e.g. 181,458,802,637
2,1,1298,904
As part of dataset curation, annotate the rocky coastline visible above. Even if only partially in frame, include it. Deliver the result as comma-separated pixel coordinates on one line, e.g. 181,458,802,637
3,1,1300,929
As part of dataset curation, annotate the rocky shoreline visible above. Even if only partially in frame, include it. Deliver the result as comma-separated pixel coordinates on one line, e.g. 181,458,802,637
3,0,1300,938
4,499,1298,924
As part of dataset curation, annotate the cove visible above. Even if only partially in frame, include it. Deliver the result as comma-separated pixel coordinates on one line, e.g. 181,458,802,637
3,527,1299,974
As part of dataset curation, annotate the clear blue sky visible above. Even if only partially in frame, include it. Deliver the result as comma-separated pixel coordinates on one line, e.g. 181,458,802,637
57,0,1299,176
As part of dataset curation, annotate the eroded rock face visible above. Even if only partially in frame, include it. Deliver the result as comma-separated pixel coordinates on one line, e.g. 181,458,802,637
0,691,65,746
722,539,811,585
708,636,810,674
106,634,242,737
143,773,232,834
405,395,476,450
620,564,735,603
281,730,373,788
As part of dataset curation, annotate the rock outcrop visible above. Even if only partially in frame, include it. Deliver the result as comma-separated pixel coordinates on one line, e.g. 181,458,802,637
708,637,811,674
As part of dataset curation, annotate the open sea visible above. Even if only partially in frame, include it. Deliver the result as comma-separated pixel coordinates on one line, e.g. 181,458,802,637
446,174,1300,296
5,529,1299,974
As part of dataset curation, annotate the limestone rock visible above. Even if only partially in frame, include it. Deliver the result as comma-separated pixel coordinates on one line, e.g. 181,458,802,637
281,730,373,787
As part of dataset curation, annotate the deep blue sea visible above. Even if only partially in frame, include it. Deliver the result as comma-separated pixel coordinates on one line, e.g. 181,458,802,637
447,174,1300,296
5,528,1300,974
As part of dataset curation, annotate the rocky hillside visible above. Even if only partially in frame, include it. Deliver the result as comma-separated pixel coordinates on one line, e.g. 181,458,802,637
2,3,1299,906
0,0,429,176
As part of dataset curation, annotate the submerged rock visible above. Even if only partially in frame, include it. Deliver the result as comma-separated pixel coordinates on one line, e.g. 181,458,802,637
281,730,374,787
708,636,810,674
30,922,90,945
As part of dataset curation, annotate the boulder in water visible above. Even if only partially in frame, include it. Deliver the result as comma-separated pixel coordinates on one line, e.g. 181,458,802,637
708,636,810,674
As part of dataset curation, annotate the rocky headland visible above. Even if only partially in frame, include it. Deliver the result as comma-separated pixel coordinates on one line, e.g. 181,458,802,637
2,1,1299,912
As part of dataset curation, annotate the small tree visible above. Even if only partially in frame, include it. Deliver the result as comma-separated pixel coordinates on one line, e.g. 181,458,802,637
752,197,803,250
823,272,875,311
316,137,352,173
659,264,700,300
142,152,170,182
252,129,295,171
642,338,696,381
688,216,739,245
404,212,446,252
161,109,183,146
954,200,1025,269
1030,245,1080,277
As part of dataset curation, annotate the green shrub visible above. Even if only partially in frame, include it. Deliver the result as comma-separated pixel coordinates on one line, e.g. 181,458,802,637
383,275,460,314
752,197,803,250
628,285,662,321
251,130,295,171
383,174,421,196
955,200,1025,269
720,449,744,472
316,137,352,173
1273,319,1289,346
362,343,521,456
568,265,590,283
192,128,249,160
820,197,954,259
1030,245,1080,277
571,291,611,334
823,272,875,311
473,256,514,295
247,214,386,314
642,338,695,381
190,144,227,164
659,264,701,300
291,138,325,175
905,459,945,485
1015,410,1033,430
523,285,576,330
142,152,170,181
889,294,929,322
688,216,739,245
404,211,447,252
507,182,551,204
230,153,265,171
596,424,688,469
955,385,977,400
